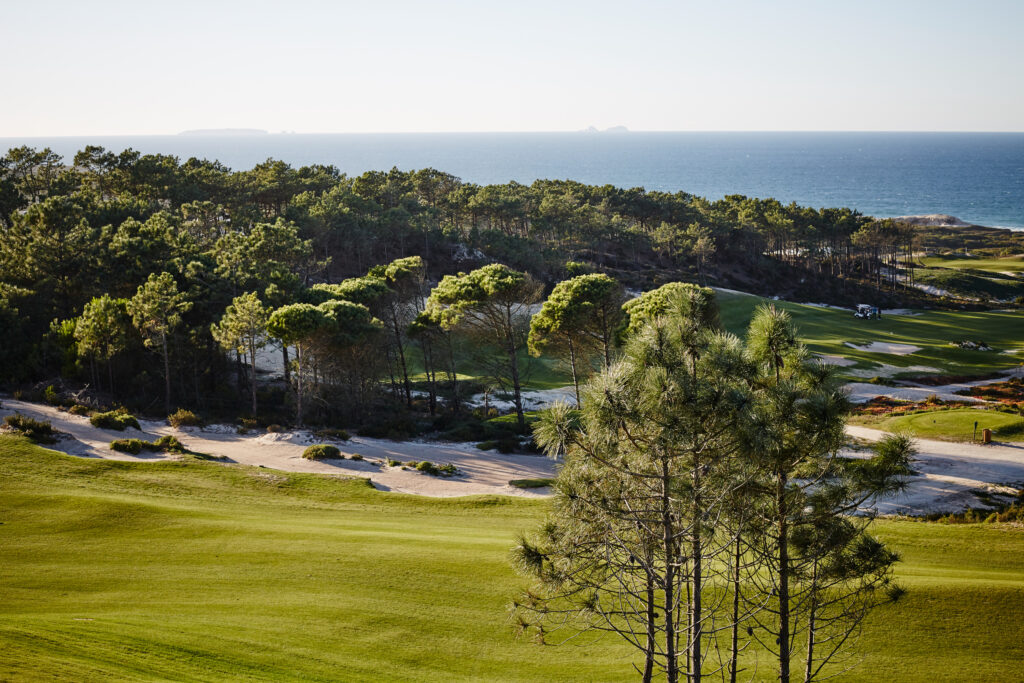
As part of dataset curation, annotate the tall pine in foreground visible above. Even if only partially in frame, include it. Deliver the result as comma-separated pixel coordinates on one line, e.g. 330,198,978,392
514,297,913,683
515,288,749,683
741,304,913,682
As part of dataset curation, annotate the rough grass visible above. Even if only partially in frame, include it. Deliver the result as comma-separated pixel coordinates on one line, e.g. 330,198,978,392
915,268,1024,300
2,434,1023,681
852,407,1024,442
920,255,1024,274
716,290,1024,377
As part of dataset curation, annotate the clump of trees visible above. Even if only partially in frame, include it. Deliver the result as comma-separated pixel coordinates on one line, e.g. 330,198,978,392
513,295,914,682
0,143,957,424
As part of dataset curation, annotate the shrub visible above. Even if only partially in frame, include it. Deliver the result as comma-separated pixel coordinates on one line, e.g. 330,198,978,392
314,428,351,442
68,404,91,416
90,409,140,431
239,417,259,430
509,478,556,489
387,458,401,467
303,444,341,460
414,460,458,476
153,435,185,452
349,453,363,461
495,436,519,454
4,414,56,443
167,408,201,428
266,424,285,433
44,385,60,406
110,438,145,454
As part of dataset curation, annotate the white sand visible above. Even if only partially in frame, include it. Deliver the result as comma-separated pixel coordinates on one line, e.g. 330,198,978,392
818,354,857,367
7,398,1024,515
0,399,555,498
846,425,1024,515
844,341,921,355
844,364,942,379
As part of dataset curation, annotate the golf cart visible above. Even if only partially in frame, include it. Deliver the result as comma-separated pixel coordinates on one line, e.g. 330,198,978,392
854,304,880,320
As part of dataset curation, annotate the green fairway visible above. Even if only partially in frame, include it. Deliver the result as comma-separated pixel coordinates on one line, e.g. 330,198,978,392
851,407,1024,442
716,290,1024,377
920,255,1024,274
416,288,1024,394
407,345,573,391
3,435,1024,681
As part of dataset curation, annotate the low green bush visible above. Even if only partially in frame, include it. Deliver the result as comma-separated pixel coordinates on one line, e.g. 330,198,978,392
167,408,201,428
90,409,140,431
4,414,57,443
387,458,401,467
349,453,363,461
153,435,185,452
314,428,351,442
110,438,146,454
414,460,458,477
303,444,341,460
509,478,556,489
67,404,91,416
266,424,285,433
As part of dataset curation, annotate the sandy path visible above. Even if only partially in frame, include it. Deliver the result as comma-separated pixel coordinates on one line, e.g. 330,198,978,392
845,425,1024,515
0,399,556,498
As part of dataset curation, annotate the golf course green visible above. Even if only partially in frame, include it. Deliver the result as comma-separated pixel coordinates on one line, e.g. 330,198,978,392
2,435,1023,681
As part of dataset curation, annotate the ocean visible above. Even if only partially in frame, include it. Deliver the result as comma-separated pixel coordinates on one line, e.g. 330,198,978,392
3,132,1022,229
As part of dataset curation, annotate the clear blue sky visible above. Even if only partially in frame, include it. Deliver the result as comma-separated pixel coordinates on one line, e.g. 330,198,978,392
3,0,1022,135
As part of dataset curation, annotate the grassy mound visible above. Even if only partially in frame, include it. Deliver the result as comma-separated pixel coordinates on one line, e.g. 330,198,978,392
862,407,1024,441
302,444,341,460
2,434,1023,681
3,414,56,444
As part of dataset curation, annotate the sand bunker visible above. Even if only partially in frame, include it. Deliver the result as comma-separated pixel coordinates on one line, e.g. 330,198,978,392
0,399,555,498
817,354,857,367
846,425,1024,515
845,341,921,355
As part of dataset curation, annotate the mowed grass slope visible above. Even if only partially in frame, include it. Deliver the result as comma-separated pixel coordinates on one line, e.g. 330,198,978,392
851,407,1024,442
3,435,1024,681
920,254,1024,274
716,290,1024,376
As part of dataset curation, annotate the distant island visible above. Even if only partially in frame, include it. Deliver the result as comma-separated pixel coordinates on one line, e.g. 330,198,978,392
178,128,268,136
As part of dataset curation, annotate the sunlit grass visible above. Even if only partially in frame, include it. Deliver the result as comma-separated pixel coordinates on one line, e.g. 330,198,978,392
2,435,1024,681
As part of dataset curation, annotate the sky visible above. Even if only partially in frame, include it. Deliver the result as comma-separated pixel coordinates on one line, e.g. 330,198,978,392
2,0,1023,135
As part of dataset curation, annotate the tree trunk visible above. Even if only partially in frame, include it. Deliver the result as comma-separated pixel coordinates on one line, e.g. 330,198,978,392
282,345,291,385
391,307,413,408
691,455,702,683
644,572,656,683
662,458,678,683
508,343,525,429
730,534,742,683
804,559,818,683
567,337,581,407
249,343,258,417
295,345,304,426
778,472,791,683
161,333,171,416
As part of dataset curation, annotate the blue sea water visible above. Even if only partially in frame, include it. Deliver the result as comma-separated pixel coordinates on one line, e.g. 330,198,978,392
3,132,1022,229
